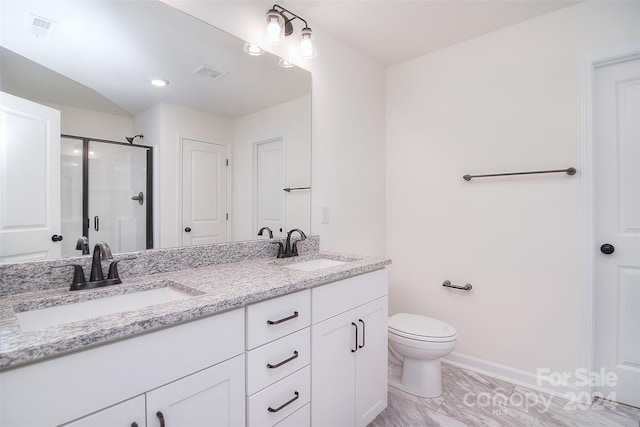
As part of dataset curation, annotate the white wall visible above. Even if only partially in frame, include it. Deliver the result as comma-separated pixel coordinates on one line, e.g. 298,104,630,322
233,95,311,241
135,103,234,249
161,1,387,257
386,0,640,379
44,102,134,141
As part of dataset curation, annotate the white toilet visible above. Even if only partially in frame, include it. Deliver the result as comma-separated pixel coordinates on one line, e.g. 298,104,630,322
388,313,457,398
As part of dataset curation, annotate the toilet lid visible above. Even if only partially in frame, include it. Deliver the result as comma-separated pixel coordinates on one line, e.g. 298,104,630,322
388,313,457,340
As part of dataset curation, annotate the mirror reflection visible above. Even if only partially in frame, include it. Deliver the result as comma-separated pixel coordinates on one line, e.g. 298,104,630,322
0,0,312,262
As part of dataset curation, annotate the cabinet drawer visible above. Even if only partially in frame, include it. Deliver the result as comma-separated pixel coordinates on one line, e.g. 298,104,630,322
247,328,310,395
247,289,310,349
247,366,310,427
312,269,388,324
274,403,310,427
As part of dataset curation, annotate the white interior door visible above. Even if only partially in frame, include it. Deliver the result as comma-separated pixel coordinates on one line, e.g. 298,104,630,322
594,57,640,407
182,138,227,246
256,138,285,238
0,91,60,261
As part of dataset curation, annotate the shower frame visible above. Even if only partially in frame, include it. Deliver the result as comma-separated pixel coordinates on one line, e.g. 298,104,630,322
61,134,154,250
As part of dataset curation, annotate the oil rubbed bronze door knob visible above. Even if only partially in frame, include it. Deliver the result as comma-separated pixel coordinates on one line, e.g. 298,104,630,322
600,243,615,255
184,227,192,233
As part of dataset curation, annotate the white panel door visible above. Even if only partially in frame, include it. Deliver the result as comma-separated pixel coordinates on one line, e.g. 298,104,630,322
256,138,285,238
146,355,245,427
595,57,640,407
0,91,60,261
182,138,227,246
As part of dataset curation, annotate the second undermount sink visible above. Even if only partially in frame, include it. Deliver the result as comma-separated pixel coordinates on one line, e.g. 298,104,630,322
284,258,346,272
15,282,196,332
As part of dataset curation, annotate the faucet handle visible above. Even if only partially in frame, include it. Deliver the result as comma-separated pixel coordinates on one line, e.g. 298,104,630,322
53,264,86,290
107,257,137,280
270,241,285,258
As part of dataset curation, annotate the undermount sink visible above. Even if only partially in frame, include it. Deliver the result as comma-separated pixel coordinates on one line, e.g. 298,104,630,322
284,258,346,272
15,283,195,332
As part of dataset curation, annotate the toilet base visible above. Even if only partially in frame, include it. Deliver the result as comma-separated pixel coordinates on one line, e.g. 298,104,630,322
388,358,443,398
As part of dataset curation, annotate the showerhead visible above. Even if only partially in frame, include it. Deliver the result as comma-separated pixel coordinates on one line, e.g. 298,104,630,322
126,134,144,143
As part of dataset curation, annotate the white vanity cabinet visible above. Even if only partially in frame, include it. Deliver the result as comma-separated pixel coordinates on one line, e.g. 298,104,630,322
246,289,312,427
0,308,246,427
311,269,389,427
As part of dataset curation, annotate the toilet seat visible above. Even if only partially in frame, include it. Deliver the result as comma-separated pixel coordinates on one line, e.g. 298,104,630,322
389,313,457,342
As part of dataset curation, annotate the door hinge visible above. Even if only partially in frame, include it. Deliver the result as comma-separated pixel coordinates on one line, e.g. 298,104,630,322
226,158,229,166
226,213,229,220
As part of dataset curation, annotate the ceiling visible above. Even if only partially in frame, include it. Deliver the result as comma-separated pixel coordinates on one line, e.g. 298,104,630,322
283,0,581,66
0,1,581,117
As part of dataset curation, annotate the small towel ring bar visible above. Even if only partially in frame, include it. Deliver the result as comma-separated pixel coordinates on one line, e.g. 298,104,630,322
463,167,576,181
283,187,311,192
442,280,472,291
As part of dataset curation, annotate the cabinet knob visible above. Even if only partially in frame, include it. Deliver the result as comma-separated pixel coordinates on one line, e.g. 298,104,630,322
184,227,192,233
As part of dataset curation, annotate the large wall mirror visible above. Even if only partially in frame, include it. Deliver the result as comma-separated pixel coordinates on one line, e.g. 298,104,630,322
0,0,311,262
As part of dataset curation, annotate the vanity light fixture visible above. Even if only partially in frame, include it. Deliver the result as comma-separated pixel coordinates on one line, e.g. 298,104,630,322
264,4,317,59
150,78,169,87
243,42,265,56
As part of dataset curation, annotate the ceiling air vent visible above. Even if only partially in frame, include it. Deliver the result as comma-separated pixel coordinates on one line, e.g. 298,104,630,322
192,64,228,81
28,14,58,39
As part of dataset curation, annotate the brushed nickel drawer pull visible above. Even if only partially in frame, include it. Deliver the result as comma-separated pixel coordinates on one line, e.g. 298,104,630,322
268,391,299,413
267,351,299,369
267,311,299,325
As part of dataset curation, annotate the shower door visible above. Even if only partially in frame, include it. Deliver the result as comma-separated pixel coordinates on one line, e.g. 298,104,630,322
88,141,148,253
60,136,151,256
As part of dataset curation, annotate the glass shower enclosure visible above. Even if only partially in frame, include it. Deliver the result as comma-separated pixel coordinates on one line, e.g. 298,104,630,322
60,136,152,257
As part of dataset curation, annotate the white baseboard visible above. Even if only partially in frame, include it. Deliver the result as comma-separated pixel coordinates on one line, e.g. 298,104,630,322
443,351,588,403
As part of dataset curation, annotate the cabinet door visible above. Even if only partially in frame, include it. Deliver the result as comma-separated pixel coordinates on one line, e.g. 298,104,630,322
146,354,245,427
61,395,145,427
354,297,388,427
311,310,356,427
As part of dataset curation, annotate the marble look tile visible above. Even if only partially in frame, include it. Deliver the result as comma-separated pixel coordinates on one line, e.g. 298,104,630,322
508,386,639,427
388,378,452,411
438,386,548,427
369,391,468,427
442,363,515,396
591,399,640,422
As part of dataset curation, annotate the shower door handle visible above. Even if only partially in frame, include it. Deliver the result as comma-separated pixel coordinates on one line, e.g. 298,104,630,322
94,216,100,232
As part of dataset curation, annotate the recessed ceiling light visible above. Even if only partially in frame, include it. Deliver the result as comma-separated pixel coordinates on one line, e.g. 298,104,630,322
243,42,265,56
150,78,169,87
278,59,295,68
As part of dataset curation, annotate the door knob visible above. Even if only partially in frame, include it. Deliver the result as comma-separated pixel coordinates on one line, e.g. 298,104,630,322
51,234,63,242
184,227,192,233
600,243,615,255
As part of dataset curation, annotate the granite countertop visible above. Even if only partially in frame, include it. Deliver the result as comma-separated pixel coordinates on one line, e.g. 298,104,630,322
0,252,391,370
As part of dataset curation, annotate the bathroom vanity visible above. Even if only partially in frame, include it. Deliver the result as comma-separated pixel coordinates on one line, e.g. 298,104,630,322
0,245,390,427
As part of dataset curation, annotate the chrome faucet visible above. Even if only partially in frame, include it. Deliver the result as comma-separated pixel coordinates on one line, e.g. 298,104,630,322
90,241,114,281
274,228,307,258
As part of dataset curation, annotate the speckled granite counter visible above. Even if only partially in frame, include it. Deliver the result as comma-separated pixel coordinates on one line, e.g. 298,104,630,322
0,252,390,370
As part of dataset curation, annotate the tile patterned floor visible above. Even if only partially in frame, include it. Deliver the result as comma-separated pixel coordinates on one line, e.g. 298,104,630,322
369,363,640,427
